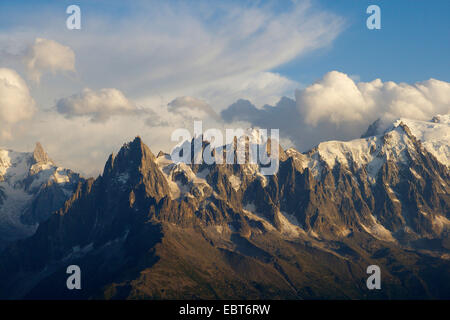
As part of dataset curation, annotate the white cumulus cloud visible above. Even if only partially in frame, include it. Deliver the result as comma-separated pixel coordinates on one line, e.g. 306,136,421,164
56,88,138,122
296,71,368,125
221,71,450,152
24,38,75,83
0,68,36,139
295,71,450,142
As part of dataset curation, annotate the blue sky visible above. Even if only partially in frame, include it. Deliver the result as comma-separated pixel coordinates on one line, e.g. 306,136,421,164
1,0,448,85
275,0,450,84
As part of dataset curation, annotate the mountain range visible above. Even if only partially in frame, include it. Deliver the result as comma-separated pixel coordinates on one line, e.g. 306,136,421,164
0,115,448,299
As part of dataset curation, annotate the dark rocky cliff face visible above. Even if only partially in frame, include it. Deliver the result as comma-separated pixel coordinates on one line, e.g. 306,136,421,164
0,122,448,299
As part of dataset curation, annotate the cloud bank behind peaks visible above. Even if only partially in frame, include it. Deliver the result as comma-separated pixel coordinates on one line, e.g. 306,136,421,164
221,71,450,152
0,68,36,139
24,38,75,84
56,88,138,122
296,71,450,128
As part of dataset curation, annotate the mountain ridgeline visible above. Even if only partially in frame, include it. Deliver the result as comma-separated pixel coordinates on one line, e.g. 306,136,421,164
0,116,449,299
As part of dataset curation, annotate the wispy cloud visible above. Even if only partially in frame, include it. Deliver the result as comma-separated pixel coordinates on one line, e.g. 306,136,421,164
0,0,346,174
0,0,344,108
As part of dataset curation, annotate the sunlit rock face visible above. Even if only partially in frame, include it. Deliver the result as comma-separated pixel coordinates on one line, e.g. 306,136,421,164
0,116,448,299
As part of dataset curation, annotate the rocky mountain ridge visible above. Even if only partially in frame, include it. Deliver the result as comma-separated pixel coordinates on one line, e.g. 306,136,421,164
0,115,448,299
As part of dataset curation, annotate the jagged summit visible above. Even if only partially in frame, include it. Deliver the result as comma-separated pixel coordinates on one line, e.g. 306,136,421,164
128,135,145,149
32,142,52,164
102,136,170,201
103,136,156,175
121,136,155,161
0,144,82,244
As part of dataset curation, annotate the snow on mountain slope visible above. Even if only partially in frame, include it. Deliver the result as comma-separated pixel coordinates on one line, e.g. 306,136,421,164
395,115,449,167
0,144,79,242
157,115,449,196
165,128,279,197
303,114,450,181
0,148,71,193
156,152,212,199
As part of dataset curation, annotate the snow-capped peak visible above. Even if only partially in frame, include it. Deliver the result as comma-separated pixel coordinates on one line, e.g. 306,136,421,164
298,114,450,182
0,143,79,243
0,144,69,191
392,116,449,166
